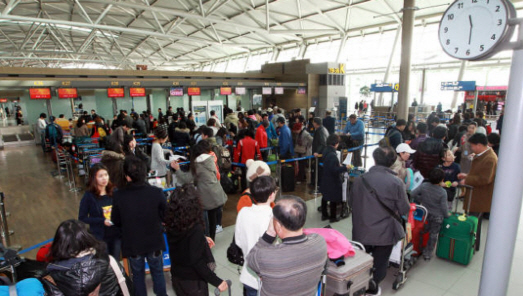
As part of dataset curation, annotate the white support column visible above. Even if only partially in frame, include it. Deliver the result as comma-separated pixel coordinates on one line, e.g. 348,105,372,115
451,60,467,109
379,25,401,106
397,0,415,120
335,34,348,64
478,20,523,296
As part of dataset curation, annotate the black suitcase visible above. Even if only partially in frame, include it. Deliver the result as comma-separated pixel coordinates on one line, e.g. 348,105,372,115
281,164,295,192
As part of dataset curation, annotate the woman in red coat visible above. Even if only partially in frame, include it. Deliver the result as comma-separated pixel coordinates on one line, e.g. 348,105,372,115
234,129,262,191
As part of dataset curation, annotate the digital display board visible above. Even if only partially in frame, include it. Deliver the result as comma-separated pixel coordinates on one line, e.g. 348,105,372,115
274,87,284,95
297,87,307,95
29,88,52,99
107,88,125,98
235,87,246,95
220,87,232,95
129,87,146,97
170,87,183,96
0,98,7,103
262,87,272,95
187,87,201,96
57,88,78,99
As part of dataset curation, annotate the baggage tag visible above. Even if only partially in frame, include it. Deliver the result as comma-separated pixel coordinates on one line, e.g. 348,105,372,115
458,214,467,222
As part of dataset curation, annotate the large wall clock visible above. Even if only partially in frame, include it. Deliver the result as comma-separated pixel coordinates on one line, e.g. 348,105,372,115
439,0,516,61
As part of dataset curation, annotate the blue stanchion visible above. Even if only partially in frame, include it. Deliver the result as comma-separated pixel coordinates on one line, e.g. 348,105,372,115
18,238,54,255
367,132,386,136
83,148,105,152
367,127,387,130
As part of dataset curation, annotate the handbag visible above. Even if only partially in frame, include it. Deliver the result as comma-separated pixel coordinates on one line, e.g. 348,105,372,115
109,255,133,296
226,235,244,267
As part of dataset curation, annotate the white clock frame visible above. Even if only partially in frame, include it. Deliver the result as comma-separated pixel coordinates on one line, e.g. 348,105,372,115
439,0,517,61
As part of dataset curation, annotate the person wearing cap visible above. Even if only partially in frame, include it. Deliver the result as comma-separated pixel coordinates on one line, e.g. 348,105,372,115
276,117,294,159
386,119,407,150
391,143,416,189
343,114,365,167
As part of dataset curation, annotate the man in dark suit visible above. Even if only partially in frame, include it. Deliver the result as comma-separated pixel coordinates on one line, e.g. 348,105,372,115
322,110,335,134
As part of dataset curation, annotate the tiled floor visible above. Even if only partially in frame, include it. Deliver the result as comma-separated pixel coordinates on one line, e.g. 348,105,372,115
1,126,519,296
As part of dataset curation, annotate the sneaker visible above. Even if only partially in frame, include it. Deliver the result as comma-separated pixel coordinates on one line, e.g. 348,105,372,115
366,287,381,296
216,225,223,234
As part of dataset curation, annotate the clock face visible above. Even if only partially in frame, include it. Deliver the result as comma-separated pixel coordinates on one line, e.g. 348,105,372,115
439,0,514,60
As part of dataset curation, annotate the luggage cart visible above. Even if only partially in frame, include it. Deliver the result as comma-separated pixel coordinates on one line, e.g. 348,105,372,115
389,204,426,290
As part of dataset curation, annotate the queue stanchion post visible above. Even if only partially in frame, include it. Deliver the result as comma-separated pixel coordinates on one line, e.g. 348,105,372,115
277,160,282,199
0,193,20,250
313,155,320,197
363,144,368,170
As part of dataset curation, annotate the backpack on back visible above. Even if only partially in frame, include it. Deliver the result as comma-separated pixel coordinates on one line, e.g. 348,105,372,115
213,144,232,172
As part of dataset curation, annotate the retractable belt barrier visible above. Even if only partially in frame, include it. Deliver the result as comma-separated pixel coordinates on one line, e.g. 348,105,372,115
366,132,387,136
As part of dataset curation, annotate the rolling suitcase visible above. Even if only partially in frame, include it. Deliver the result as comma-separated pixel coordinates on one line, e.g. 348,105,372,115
324,246,374,296
281,164,295,192
436,185,478,265
412,205,429,256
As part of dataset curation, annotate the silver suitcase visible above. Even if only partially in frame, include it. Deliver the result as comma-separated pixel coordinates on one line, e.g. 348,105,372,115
324,248,374,296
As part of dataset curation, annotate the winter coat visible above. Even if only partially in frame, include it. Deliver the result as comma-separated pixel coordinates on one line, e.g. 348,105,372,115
166,223,222,287
134,119,147,136
413,138,447,178
323,116,335,135
194,154,227,210
42,254,122,296
350,165,410,246
312,126,329,155
234,136,262,164
101,150,126,189
224,113,239,129
319,146,348,202
464,148,497,213
171,128,190,147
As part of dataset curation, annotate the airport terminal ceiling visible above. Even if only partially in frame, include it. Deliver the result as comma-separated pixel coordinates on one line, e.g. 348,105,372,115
0,0,522,72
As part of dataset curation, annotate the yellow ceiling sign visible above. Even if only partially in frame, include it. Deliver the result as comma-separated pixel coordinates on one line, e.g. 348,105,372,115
328,63,345,74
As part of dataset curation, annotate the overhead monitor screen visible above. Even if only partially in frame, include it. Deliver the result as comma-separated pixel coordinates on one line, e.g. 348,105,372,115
220,87,232,95
274,87,284,95
170,87,183,96
235,87,246,95
262,87,272,95
29,88,52,99
187,87,201,96
107,88,125,98
129,87,146,97
58,88,78,99
297,87,307,94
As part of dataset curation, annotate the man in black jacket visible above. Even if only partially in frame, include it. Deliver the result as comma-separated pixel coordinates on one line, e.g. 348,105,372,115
386,119,406,150
311,117,329,190
112,156,167,296
322,110,336,134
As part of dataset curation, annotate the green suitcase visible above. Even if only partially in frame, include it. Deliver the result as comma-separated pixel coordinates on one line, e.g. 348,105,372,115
436,185,478,265
267,153,277,173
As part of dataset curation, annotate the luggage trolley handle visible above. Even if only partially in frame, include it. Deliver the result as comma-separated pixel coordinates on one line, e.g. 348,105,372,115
213,280,232,296
457,184,474,214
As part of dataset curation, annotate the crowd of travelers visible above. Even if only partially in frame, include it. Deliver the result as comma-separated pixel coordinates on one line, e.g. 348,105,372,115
18,102,501,296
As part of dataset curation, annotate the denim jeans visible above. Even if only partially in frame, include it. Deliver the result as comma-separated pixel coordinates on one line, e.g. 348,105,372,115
128,250,167,296
243,284,258,296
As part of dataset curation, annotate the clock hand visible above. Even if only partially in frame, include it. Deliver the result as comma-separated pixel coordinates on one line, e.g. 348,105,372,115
468,15,473,45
